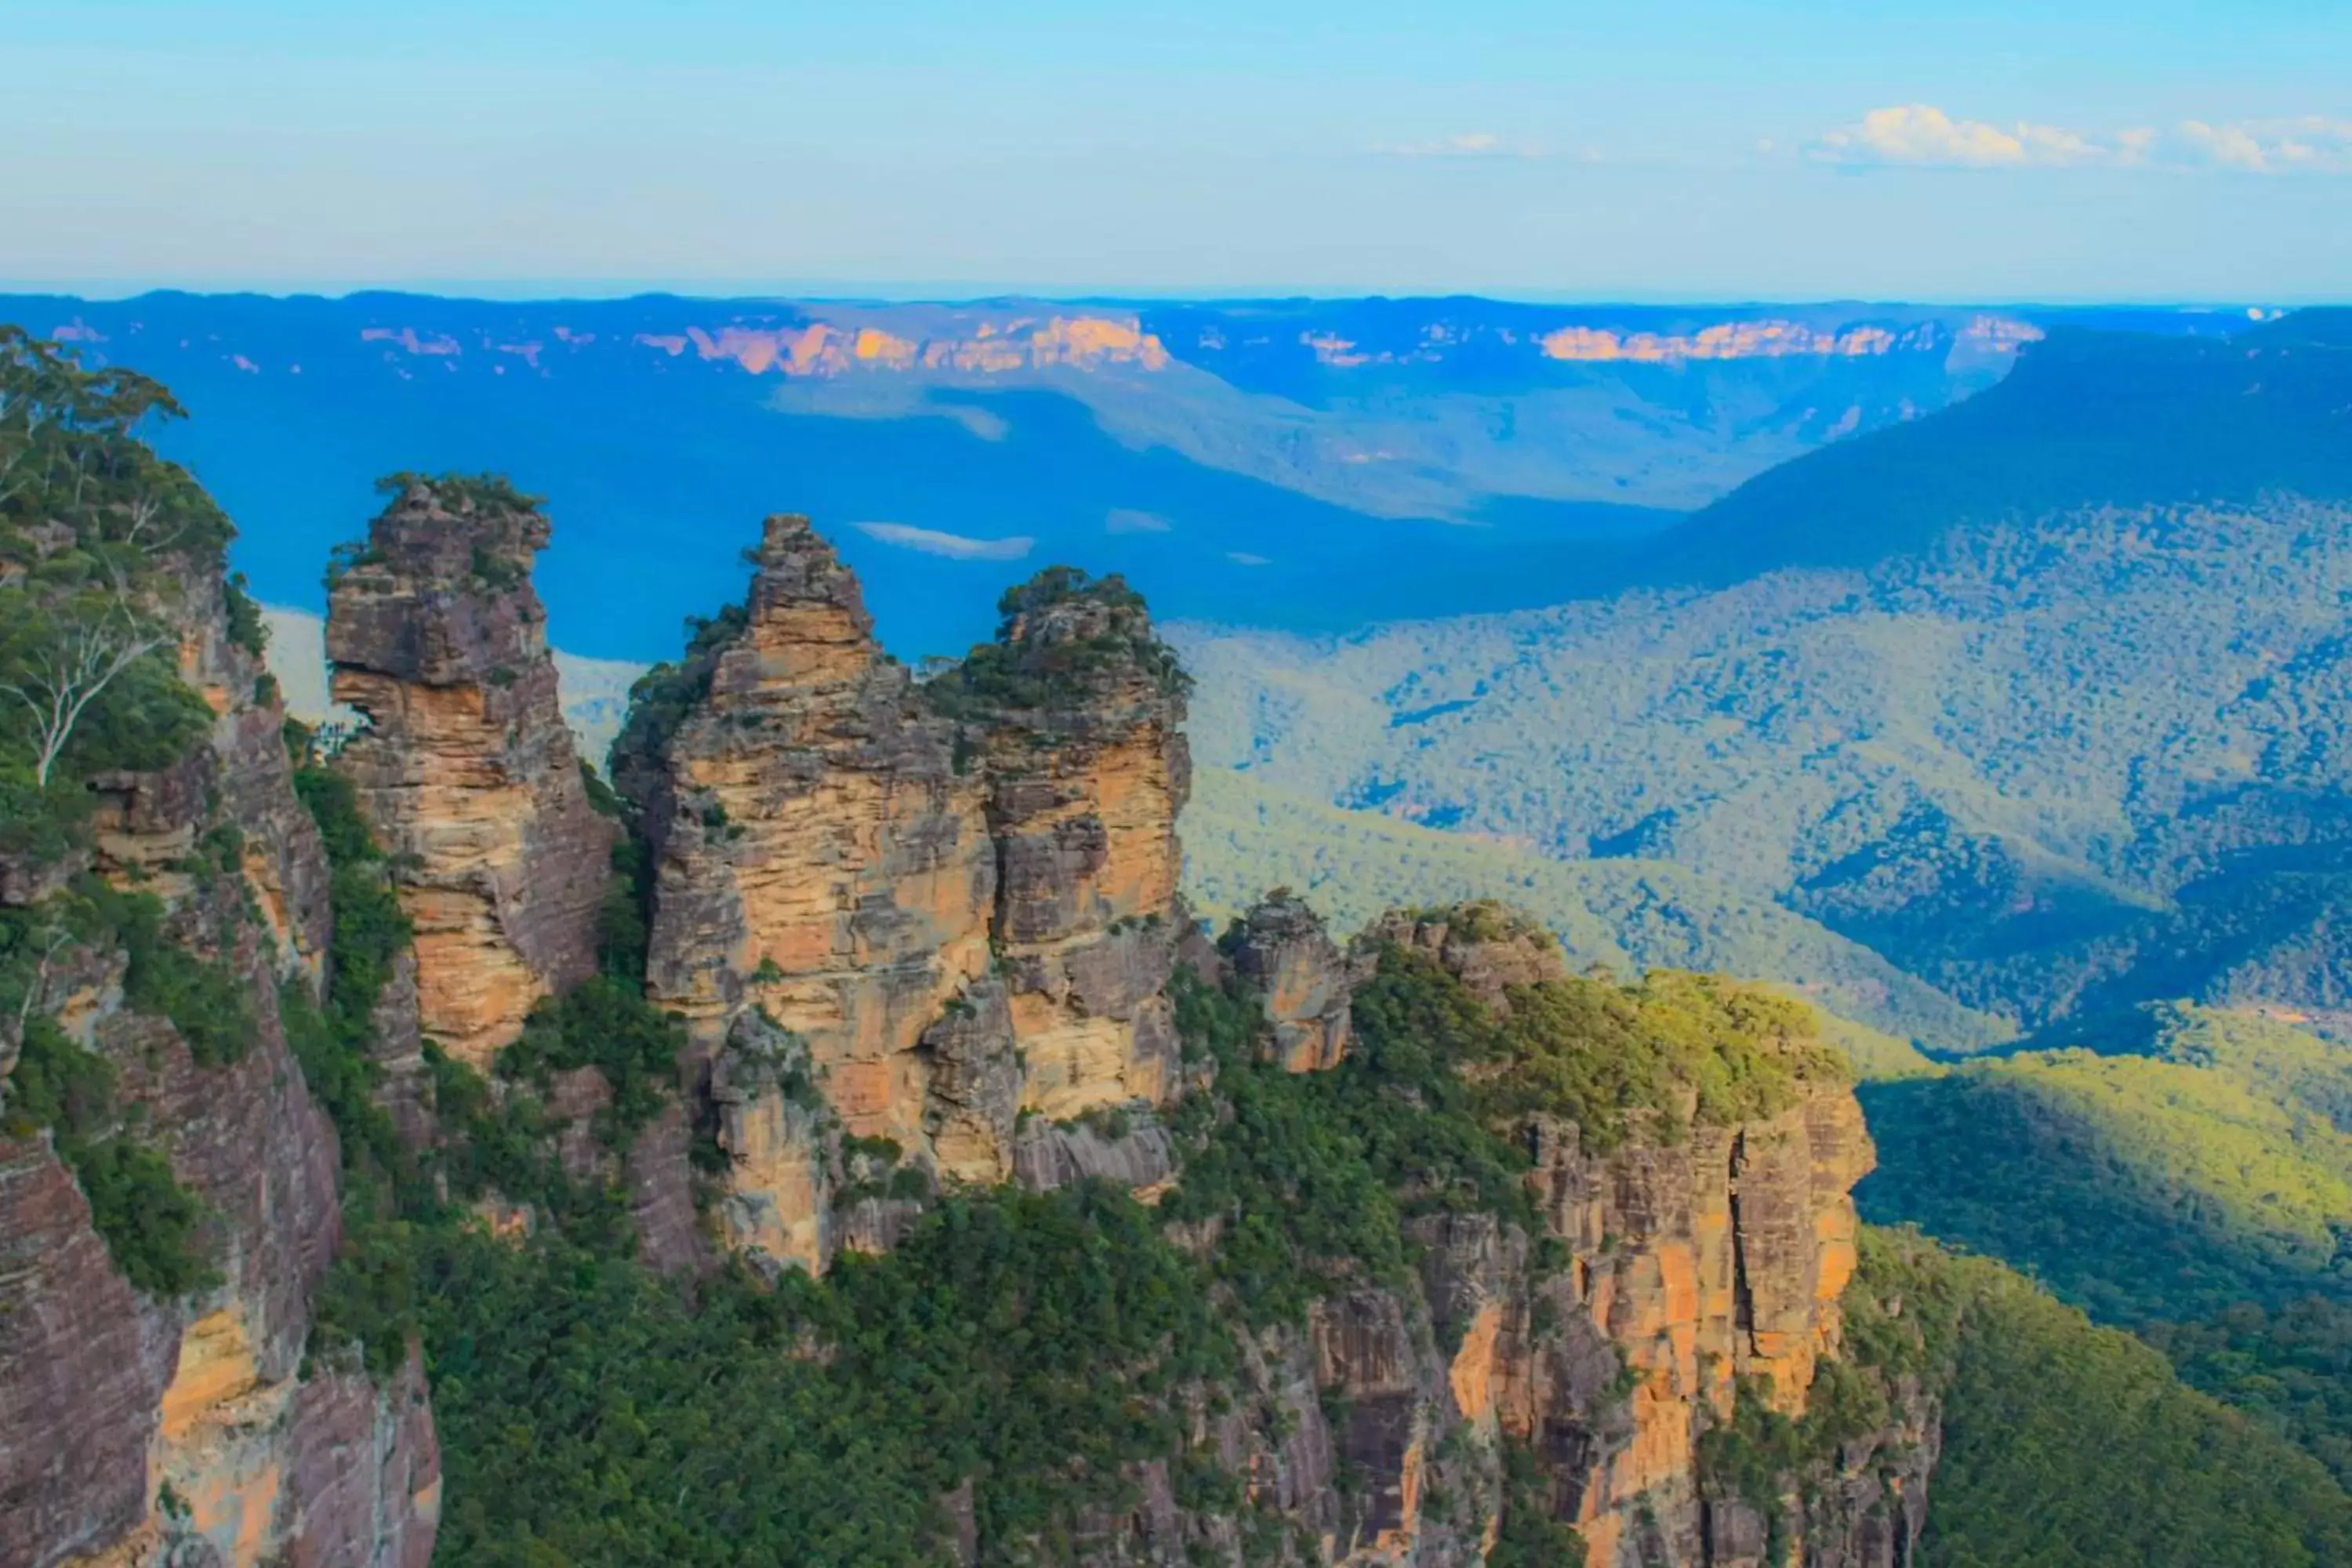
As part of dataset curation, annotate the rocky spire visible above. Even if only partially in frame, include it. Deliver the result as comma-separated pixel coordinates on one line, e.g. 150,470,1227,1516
325,475,614,1068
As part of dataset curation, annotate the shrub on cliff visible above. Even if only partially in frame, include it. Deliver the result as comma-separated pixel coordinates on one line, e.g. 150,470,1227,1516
2,1011,213,1296
922,563,1190,722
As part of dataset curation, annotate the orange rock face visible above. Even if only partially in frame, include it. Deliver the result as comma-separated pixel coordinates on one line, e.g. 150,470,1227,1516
325,480,615,1070
633,514,999,1187
1,558,437,1568
1229,901,1903,1568
617,310,1171,379
1537,320,1938,364
617,524,1194,1270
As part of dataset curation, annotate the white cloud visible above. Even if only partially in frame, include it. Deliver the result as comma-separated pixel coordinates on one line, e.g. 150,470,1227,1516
853,521,1033,561
1375,131,1546,160
1226,551,1272,567
1813,105,2103,168
1105,508,1171,534
1811,106,2352,173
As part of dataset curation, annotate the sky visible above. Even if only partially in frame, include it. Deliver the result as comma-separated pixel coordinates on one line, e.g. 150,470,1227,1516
5,0,2350,303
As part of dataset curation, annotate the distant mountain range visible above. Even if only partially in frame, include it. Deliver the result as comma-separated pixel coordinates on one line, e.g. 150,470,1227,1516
1,290,2258,659
1181,309,2352,1045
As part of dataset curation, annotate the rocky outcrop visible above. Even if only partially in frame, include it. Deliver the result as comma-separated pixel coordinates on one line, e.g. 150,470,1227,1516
1519,1090,1882,1563
1230,891,1354,1072
619,525,1194,1271
1155,895,1918,1568
623,514,1003,1221
0,560,438,1567
1370,902,1570,1012
956,568,1192,1125
325,477,614,1069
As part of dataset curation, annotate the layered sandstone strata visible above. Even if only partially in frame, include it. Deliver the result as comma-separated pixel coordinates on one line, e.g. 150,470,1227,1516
325,478,614,1068
1138,895,1917,1568
618,526,1196,1269
0,561,439,1568
1230,890,1355,1071
953,567,1192,1122
627,515,1000,1178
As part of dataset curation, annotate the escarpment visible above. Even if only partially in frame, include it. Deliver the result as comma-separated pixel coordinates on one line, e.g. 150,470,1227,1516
584,516,1920,1561
1144,899,1924,1568
1,363,439,1568
325,476,615,1070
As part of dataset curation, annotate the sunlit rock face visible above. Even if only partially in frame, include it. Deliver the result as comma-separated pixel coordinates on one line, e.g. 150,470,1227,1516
626,515,1001,1192
0,554,439,1568
1231,891,1356,1072
325,478,615,1073
1168,896,1913,1568
615,522,1196,1270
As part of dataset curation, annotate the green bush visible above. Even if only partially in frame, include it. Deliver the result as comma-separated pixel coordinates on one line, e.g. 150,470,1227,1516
3,1014,212,1298
71,1134,214,1297
499,977,688,1152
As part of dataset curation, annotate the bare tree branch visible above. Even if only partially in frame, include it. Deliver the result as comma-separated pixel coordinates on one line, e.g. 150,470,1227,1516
0,597,170,788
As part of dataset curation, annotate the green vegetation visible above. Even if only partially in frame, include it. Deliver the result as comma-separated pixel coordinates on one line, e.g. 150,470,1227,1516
98,880,257,1069
372,468,544,516
1860,1001,2352,1495
608,600,750,779
2144,1299,2352,1490
1696,1228,2352,1568
499,978,689,1152
281,760,415,1204
0,327,226,858
923,564,1189,723
393,1181,1237,1566
1180,767,2006,1057
1920,1242,2352,1567
1163,945,1843,1326
1486,1442,1587,1567
222,571,267,658
1859,1004,2352,1324
3,1013,212,1295
1178,495,2352,1043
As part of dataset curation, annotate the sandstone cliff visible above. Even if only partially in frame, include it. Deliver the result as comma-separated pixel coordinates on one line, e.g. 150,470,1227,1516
944,564,1192,1127
1102,898,1928,1568
615,527,1193,1271
1,541,439,1567
624,515,997,1179
325,476,614,1071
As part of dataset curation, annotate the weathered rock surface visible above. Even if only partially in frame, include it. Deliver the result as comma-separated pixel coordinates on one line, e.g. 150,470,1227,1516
619,524,1196,1269
961,570,1192,1123
1230,891,1354,1072
630,514,999,1185
326,478,614,1069
1119,895,1919,1568
1370,902,1570,1013
0,558,439,1567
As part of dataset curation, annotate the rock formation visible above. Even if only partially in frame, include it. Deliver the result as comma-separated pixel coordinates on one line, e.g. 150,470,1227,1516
625,514,997,1174
950,564,1192,1123
1229,889,1355,1071
617,527,1194,1269
325,477,614,1069
1133,895,1922,1568
1,556,440,1568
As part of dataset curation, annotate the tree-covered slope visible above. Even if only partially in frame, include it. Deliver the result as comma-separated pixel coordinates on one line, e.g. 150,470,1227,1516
1182,766,1987,1062
1860,1003,2352,1322
1660,307,2352,584
1178,310,2352,1036
1848,1231,2352,1568
1860,1003,2352,1490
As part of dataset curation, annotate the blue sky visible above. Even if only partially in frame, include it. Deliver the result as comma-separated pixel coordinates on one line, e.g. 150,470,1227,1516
5,1,2348,301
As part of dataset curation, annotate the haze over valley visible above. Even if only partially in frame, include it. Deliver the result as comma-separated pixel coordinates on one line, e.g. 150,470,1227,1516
8,3,2352,1564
